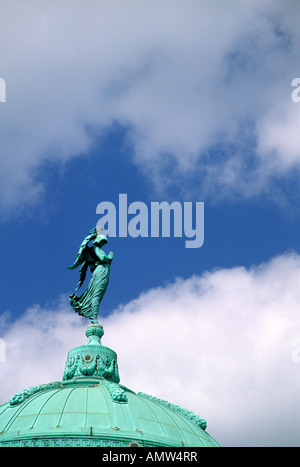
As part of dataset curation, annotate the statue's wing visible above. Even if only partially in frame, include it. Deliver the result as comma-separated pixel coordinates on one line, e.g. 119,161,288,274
66,228,98,270
75,261,88,291
67,257,83,269
66,256,83,270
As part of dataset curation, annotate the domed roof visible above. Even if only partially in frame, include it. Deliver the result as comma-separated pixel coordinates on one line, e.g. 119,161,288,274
0,324,220,447
0,381,219,447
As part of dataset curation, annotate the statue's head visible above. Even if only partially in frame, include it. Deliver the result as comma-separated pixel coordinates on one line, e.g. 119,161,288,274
93,234,108,248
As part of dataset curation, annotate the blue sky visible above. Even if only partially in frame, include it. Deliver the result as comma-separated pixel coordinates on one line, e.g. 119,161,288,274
1,0,300,447
2,125,299,318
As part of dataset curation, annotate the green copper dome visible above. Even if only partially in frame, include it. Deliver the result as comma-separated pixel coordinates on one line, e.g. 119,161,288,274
0,324,220,447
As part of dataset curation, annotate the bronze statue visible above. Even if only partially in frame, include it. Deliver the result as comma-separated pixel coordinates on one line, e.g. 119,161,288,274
67,227,113,324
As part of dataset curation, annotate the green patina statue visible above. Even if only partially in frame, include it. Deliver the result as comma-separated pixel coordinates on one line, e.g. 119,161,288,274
67,227,113,324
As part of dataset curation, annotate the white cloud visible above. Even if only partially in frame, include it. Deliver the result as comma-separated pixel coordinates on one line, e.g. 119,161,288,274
257,103,300,171
1,252,300,446
1,0,300,214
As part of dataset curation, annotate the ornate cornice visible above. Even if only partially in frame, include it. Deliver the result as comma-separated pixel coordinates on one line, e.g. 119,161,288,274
138,392,207,430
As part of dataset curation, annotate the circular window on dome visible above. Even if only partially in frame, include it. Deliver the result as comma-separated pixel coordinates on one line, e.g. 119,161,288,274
128,441,140,447
83,353,92,362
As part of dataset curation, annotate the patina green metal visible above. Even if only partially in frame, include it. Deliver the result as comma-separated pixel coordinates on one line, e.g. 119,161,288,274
0,383,220,447
0,320,220,448
9,382,63,406
67,227,113,324
138,393,207,431
0,231,220,448
62,324,121,385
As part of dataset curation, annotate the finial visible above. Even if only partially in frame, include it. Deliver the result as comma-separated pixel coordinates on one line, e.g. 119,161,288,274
85,323,104,345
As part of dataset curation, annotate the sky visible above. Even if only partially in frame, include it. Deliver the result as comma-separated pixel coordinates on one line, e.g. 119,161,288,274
1,0,300,447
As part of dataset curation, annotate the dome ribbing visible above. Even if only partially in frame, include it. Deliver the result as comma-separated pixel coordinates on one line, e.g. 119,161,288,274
0,324,220,447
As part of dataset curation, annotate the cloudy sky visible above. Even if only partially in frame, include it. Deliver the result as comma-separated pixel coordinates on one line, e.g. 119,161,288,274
1,0,300,447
